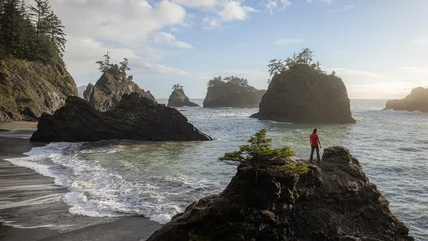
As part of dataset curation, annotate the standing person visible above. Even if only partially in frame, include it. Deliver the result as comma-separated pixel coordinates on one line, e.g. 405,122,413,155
310,128,322,162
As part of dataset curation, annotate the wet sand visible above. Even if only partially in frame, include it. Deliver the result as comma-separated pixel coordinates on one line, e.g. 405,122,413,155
0,129,161,241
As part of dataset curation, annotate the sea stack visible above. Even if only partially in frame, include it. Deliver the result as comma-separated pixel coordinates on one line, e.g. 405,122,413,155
384,87,428,112
84,68,155,112
147,146,413,241
251,64,355,123
203,76,266,108
31,93,212,142
168,85,199,107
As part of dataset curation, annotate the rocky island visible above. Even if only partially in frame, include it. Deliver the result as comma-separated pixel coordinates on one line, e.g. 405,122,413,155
84,54,155,111
148,130,413,241
384,87,428,112
30,93,212,142
251,48,355,123
203,76,266,108
168,84,199,107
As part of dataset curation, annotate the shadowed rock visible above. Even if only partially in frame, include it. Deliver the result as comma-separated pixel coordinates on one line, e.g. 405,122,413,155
385,87,428,112
168,89,199,107
30,93,212,142
148,146,413,241
251,64,355,123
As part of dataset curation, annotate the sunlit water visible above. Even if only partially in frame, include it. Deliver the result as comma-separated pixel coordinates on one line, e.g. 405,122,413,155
5,99,428,240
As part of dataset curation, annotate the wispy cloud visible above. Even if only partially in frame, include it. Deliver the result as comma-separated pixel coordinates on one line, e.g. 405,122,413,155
327,5,355,13
152,32,193,49
399,67,428,73
326,68,386,80
274,38,302,45
263,0,292,14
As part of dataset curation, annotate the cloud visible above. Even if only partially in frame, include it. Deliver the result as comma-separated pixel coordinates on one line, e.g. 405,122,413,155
274,38,302,45
263,0,292,14
413,37,428,45
152,32,193,48
171,0,217,9
326,5,355,13
139,62,187,75
325,68,386,80
399,67,428,73
201,0,258,29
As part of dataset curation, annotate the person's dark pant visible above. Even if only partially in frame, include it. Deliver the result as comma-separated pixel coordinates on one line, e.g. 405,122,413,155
310,145,320,162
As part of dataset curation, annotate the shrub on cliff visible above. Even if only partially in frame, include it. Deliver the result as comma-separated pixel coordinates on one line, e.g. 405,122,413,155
219,129,295,163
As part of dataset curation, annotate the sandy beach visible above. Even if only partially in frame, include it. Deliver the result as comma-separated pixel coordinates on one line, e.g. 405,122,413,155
0,124,161,241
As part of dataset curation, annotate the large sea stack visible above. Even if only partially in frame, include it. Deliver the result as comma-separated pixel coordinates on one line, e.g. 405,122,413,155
384,87,428,112
168,88,199,107
203,76,266,108
251,64,355,123
148,147,413,241
84,69,155,111
0,58,77,122
30,93,212,142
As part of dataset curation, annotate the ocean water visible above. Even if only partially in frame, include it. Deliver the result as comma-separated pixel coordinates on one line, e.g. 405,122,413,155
4,99,428,240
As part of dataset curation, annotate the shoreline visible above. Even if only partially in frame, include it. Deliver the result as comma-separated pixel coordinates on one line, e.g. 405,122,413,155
0,129,161,241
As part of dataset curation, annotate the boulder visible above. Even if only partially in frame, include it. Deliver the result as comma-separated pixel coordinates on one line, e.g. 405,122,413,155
30,93,212,142
167,89,199,107
0,58,77,122
203,83,265,108
384,87,428,112
148,146,413,241
85,70,155,112
251,64,355,123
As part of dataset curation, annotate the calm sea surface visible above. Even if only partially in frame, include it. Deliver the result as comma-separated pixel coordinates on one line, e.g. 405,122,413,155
4,99,428,240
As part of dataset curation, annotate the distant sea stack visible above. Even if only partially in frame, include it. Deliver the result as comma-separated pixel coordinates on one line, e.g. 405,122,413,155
251,49,355,123
147,146,413,241
31,93,212,142
384,87,428,112
84,61,155,111
167,85,199,107
203,76,266,108
0,58,77,122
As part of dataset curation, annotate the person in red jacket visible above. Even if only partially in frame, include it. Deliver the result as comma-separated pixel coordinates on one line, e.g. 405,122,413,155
310,128,322,162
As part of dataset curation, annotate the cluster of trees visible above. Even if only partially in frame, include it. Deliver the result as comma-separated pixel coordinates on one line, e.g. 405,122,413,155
207,76,249,89
172,84,183,91
96,52,131,80
267,48,333,83
0,0,67,64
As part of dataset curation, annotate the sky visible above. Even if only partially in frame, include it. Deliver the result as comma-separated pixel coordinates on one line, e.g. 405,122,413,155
41,0,428,99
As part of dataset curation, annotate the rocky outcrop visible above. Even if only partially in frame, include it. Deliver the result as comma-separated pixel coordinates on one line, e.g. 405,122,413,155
148,146,413,241
0,58,77,122
30,93,212,142
385,87,428,112
84,70,155,112
203,84,265,108
168,89,199,107
251,64,355,123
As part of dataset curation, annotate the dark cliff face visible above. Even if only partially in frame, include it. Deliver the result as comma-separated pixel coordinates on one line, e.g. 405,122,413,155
203,83,266,108
148,147,413,241
167,89,199,107
251,64,355,123
385,87,428,112
0,58,77,122
84,70,156,112
30,93,212,142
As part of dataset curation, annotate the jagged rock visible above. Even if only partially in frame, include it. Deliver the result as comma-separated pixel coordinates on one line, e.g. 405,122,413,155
384,87,428,112
85,70,155,112
203,83,265,108
251,64,355,123
148,146,413,241
30,93,212,142
168,89,199,107
0,58,77,122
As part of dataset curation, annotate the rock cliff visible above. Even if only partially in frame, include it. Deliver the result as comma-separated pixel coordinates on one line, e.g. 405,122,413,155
203,83,265,108
84,70,155,112
0,58,77,122
251,64,355,123
148,146,413,241
30,93,212,142
384,87,428,112
168,89,199,107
